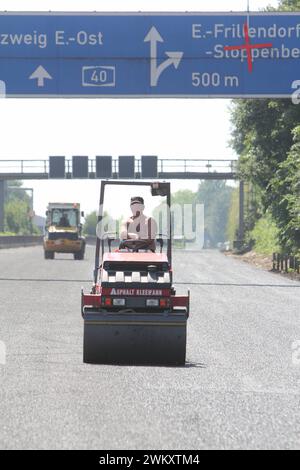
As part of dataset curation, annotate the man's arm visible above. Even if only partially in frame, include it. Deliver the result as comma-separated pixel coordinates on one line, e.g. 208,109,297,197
120,218,139,240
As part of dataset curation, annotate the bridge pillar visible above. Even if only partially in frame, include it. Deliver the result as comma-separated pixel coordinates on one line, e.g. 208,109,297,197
0,180,5,232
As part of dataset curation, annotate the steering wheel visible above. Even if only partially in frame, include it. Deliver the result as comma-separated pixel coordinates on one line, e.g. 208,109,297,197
119,239,153,252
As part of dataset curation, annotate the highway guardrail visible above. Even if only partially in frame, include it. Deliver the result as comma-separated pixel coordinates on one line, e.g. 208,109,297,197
0,235,43,249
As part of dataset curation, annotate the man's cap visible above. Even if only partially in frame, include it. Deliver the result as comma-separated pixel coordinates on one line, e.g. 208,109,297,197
130,196,144,205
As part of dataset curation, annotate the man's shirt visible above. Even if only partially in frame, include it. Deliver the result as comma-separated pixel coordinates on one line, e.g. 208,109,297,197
121,214,157,240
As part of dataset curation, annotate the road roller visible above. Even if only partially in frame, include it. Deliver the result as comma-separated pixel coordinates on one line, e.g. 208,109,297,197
81,181,189,365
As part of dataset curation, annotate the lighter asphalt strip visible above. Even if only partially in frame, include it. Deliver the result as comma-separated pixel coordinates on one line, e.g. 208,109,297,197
0,246,299,449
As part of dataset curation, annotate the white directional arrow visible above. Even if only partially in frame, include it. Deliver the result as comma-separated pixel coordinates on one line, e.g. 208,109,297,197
144,26,164,57
29,65,52,87
155,51,184,84
144,26,183,87
144,26,163,87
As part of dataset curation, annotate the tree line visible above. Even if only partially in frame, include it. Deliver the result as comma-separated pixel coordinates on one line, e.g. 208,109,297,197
229,0,300,255
1,181,38,235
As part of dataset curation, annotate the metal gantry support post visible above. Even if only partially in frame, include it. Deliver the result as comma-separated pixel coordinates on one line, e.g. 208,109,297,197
0,180,5,232
238,180,245,242
233,180,245,251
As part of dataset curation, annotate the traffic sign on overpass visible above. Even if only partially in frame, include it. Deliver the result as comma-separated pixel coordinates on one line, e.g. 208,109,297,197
0,11,299,98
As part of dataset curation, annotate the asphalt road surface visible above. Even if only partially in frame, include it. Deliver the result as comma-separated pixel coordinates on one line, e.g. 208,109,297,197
0,245,299,450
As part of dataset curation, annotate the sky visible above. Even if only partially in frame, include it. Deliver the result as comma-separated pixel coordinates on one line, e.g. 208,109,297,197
0,0,280,219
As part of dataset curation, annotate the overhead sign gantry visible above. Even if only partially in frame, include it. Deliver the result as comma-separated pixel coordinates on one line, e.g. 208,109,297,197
0,11,299,98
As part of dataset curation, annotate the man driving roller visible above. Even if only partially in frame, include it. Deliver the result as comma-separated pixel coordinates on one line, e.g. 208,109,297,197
120,196,157,251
